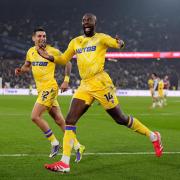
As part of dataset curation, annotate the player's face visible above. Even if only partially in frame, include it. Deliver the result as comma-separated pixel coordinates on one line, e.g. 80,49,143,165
151,74,155,79
33,31,47,48
164,75,168,80
82,15,96,37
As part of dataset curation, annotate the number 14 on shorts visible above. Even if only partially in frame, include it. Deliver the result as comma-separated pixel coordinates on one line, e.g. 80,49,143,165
104,92,114,103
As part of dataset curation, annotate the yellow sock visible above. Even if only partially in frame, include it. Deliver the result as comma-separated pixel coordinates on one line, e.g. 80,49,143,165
74,137,81,150
128,116,151,137
63,126,77,157
47,134,56,142
44,129,58,145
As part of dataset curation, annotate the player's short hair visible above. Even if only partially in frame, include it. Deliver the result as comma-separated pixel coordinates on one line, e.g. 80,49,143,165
83,13,97,22
152,73,157,77
33,27,45,35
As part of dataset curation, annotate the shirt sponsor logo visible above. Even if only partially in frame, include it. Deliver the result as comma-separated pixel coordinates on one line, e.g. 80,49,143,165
32,62,48,66
76,46,96,54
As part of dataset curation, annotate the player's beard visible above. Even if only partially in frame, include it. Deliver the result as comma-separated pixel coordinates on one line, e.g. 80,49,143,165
83,26,95,37
38,40,46,49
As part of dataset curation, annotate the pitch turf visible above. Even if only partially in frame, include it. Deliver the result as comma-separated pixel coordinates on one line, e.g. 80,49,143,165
0,95,180,180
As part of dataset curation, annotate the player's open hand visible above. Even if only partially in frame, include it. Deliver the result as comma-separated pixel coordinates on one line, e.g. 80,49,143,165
37,47,49,58
37,47,54,62
60,81,69,93
15,68,21,75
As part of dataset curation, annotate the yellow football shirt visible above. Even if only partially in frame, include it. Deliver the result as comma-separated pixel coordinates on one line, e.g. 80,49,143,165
158,80,164,90
26,45,60,91
148,79,154,89
55,33,121,80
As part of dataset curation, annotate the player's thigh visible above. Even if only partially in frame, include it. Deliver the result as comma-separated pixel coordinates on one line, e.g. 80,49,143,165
36,87,58,108
66,98,90,125
153,91,159,99
150,88,153,97
31,103,47,118
160,92,164,98
158,90,163,98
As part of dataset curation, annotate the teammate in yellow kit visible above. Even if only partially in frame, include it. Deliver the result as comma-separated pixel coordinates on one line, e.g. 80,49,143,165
15,28,83,160
148,77,154,107
148,77,154,97
158,78,164,107
37,14,163,173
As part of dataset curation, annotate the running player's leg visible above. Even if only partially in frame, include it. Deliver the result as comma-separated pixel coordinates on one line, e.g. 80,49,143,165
49,105,85,161
106,105,163,157
48,105,64,157
31,103,49,131
45,98,90,172
31,103,59,148
32,87,60,157
152,91,159,108
61,98,89,164
93,72,163,157
49,106,65,132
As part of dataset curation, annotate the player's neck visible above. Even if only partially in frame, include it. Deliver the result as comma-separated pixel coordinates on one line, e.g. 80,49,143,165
84,32,96,37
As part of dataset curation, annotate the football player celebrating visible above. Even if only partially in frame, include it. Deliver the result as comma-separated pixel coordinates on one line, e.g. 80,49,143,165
38,14,163,173
15,27,84,161
158,78,164,107
148,76,154,107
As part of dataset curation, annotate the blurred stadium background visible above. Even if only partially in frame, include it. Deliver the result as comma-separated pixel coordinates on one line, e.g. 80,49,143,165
0,0,180,91
0,0,180,179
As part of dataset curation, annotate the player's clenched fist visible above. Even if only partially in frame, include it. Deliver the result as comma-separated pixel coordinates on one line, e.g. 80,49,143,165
15,67,22,75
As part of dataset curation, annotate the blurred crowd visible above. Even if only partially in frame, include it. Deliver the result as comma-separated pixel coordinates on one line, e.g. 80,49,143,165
1,58,179,90
0,13,180,90
0,13,179,58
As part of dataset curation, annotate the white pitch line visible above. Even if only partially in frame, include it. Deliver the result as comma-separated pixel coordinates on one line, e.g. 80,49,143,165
0,152,180,157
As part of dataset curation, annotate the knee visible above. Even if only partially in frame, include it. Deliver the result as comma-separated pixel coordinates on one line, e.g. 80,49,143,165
65,113,77,126
31,115,39,123
65,118,76,126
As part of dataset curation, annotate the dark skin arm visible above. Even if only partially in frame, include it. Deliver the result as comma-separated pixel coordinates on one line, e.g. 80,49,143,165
36,46,55,62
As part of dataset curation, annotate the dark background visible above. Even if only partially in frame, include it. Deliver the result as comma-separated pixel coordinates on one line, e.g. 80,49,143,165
0,0,180,89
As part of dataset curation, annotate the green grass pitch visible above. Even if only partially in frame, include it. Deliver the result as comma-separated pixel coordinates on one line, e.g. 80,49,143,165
0,95,180,180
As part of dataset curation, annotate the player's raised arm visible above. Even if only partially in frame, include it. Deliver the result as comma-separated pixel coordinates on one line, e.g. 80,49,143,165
36,47,54,62
54,40,75,65
37,40,75,65
103,34,125,49
60,61,72,93
15,61,31,75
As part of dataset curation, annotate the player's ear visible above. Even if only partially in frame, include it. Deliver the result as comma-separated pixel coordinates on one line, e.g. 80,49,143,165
94,16,97,26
